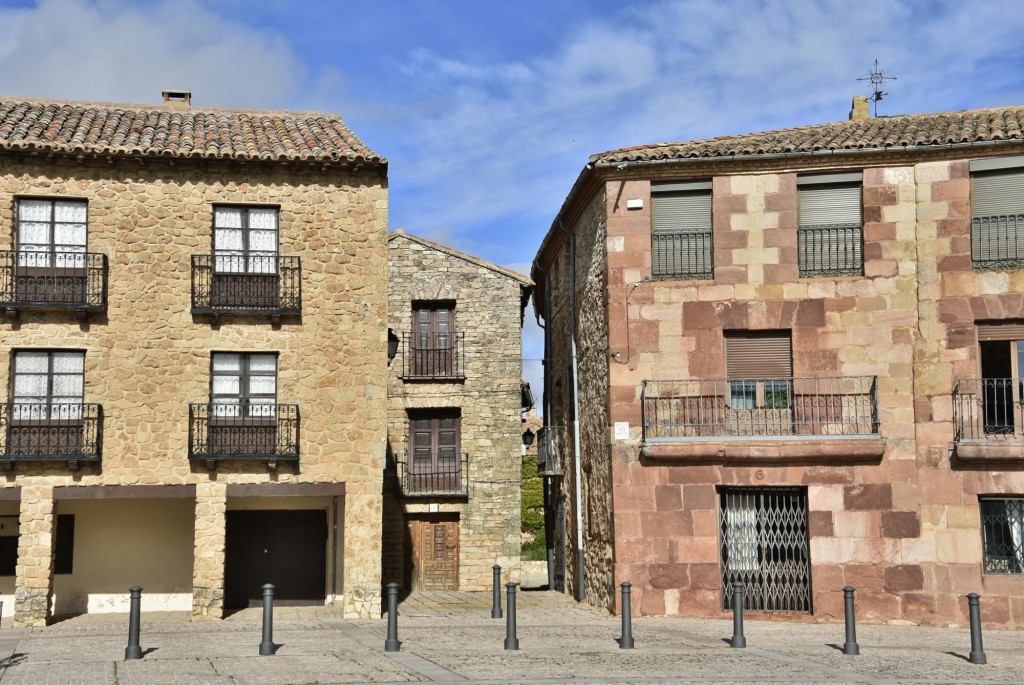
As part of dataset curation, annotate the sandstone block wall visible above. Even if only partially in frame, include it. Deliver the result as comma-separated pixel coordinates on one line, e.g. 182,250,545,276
384,233,527,590
0,155,388,623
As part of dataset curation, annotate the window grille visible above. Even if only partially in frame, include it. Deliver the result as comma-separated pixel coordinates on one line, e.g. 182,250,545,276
798,175,863,277
651,181,713,280
980,498,1024,574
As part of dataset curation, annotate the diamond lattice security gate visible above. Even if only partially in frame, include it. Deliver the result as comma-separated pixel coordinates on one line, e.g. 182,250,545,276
719,487,812,613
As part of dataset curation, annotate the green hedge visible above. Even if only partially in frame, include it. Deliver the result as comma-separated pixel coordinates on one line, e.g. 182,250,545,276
521,453,547,561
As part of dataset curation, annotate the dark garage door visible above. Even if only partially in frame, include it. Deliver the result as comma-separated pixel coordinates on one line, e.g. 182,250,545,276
225,510,328,609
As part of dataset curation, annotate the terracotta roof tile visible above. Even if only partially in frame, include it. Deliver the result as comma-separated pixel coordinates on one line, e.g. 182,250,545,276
0,96,385,165
591,105,1024,165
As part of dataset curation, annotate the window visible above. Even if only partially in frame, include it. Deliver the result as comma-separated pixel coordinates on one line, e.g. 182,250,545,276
725,331,792,409
797,173,862,277
411,303,457,376
651,180,713,280
407,409,461,493
970,157,1024,269
720,487,811,612
210,353,277,418
975,322,1024,436
16,198,87,269
980,498,1024,574
11,350,84,420
213,206,278,273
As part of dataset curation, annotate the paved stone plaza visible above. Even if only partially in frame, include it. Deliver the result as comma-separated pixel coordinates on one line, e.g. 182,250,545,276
0,590,1020,684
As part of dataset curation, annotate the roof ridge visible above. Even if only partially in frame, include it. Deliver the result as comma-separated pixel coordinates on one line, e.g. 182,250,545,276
389,229,533,286
0,94,346,120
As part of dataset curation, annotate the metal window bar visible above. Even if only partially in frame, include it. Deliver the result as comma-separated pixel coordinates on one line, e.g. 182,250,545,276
395,452,468,496
651,230,713,280
1,403,102,461
952,378,1024,440
400,332,466,379
972,215,1024,270
641,376,878,440
797,224,863,277
980,498,1024,574
188,403,299,461
719,487,812,613
536,425,566,476
190,255,301,314
0,251,108,309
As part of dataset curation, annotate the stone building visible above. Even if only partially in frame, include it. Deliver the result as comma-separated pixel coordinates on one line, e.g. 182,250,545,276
0,91,388,625
383,229,531,591
532,98,1024,627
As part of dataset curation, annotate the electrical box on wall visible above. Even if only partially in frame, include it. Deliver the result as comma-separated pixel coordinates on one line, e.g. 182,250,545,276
0,517,19,537
626,198,644,210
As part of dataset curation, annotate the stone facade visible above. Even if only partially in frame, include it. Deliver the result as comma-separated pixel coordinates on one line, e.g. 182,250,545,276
383,230,530,591
0,98,388,625
534,111,1024,627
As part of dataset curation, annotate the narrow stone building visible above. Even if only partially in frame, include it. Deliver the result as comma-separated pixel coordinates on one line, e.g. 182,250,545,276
383,229,531,591
0,91,388,624
533,98,1024,627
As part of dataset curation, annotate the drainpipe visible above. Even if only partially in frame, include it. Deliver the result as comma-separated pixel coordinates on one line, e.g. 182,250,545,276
532,257,555,589
331,496,340,601
557,220,586,602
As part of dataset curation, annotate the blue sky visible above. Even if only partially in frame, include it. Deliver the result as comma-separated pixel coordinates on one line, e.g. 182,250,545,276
2,0,1024,408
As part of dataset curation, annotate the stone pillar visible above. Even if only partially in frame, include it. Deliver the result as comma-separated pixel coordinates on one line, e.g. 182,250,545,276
15,485,55,627
342,484,382,618
192,481,227,620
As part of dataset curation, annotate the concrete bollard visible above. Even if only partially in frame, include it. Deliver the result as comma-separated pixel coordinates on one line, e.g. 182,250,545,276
730,582,746,648
384,583,401,652
124,586,143,660
491,564,503,619
842,586,859,655
504,582,519,650
968,593,987,665
618,581,635,649
259,584,276,656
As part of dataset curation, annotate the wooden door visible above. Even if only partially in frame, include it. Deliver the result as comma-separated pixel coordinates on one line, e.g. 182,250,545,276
408,515,459,591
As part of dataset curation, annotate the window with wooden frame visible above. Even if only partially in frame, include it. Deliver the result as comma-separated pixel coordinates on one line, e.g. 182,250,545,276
407,409,461,492
10,350,85,421
797,173,863,277
724,331,793,411
412,302,456,376
651,180,713,280
976,322,1024,435
970,157,1024,269
15,198,88,269
212,206,279,274
210,353,277,418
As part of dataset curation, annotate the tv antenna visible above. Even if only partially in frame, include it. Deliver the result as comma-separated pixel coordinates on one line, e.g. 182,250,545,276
857,59,897,116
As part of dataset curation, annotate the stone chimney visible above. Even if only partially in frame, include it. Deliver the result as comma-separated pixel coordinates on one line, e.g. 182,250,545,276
161,90,192,109
850,96,870,121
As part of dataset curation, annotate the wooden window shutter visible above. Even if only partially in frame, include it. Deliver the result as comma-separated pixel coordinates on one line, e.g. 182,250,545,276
977,322,1024,341
725,331,793,378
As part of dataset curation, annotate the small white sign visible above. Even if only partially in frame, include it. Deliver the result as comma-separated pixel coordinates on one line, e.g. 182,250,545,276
614,422,630,440
429,503,439,513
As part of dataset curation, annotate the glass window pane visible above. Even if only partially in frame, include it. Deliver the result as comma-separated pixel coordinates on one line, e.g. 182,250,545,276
54,223,86,247
52,375,83,398
13,403,45,421
52,352,84,373
248,355,277,373
15,352,50,374
214,252,244,273
13,375,47,399
215,228,243,251
212,354,241,372
249,376,276,395
248,254,276,273
248,209,277,230
211,401,240,418
249,230,277,252
55,251,86,269
54,201,86,223
212,376,240,396
214,208,242,228
18,222,50,245
18,200,51,221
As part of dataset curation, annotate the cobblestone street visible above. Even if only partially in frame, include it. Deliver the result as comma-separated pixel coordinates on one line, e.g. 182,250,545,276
0,591,1020,684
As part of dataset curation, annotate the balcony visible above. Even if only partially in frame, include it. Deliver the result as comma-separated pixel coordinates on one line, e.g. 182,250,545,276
953,378,1024,461
536,425,566,476
0,403,103,470
191,255,301,323
971,214,1024,270
399,333,465,381
189,403,299,470
395,452,468,497
641,376,883,462
0,251,108,321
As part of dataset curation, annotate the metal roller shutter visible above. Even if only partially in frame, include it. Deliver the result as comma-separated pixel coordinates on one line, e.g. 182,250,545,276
798,183,862,225
725,332,792,378
977,322,1024,341
973,169,1024,217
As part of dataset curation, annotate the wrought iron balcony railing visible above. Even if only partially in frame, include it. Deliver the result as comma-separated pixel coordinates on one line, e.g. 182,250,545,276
395,452,468,497
400,332,466,380
972,214,1024,270
536,425,566,476
642,376,879,440
952,378,1024,441
652,229,713,280
798,223,863,277
189,403,299,469
0,403,102,468
0,251,108,313
191,255,301,318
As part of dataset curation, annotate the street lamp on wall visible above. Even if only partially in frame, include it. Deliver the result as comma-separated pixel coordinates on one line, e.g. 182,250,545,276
387,329,399,364
522,429,535,447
